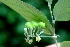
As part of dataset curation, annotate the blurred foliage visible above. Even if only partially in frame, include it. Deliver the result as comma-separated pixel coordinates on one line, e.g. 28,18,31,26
0,0,70,47
53,0,70,21
60,41,70,47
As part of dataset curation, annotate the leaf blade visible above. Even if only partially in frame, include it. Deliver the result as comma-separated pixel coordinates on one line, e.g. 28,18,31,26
60,41,70,47
0,0,54,35
53,0,70,21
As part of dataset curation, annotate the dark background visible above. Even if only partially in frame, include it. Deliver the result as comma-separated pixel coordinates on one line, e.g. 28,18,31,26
0,0,70,47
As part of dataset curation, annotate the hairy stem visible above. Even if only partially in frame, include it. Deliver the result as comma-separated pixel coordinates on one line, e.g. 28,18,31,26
48,1,58,47
53,38,58,47
48,1,55,36
48,3,54,27
27,36,57,38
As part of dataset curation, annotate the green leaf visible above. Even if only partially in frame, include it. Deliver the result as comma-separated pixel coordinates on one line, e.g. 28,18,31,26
0,0,54,35
60,41,70,47
53,0,70,21
45,0,52,4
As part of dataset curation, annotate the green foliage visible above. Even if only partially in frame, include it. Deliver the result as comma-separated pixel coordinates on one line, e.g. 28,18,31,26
0,32,8,44
56,29,68,42
0,5,8,15
15,21,26,35
0,0,54,35
0,20,5,29
53,0,70,21
60,41,70,47
6,10,17,24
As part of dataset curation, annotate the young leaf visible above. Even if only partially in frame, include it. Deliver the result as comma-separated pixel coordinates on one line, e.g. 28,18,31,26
0,0,54,35
53,0,70,21
60,41,70,47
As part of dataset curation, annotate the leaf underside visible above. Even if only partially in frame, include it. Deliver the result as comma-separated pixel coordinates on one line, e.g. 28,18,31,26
60,41,70,47
0,0,55,35
53,0,70,21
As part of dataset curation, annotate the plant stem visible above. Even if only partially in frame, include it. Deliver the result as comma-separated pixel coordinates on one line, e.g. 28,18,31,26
53,38,58,47
48,2,55,36
48,1,58,47
27,36,57,38
40,36,57,38
48,3,54,27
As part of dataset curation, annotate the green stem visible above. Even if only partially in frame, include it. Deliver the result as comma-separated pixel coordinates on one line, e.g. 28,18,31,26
53,38,58,47
27,36,57,38
48,3,54,27
48,1,58,47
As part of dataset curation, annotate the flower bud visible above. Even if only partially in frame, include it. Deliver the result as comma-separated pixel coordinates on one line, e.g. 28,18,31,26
31,21,38,28
38,22,45,29
25,22,33,28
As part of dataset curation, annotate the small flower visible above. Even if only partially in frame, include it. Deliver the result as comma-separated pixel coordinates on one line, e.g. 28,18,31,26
36,36,41,42
24,21,45,44
30,27,33,37
24,28,27,33
28,39,33,44
25,37,33,44
25,37,29,42
24,28,28,36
